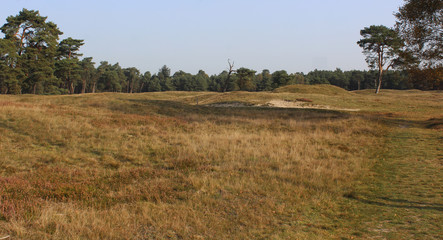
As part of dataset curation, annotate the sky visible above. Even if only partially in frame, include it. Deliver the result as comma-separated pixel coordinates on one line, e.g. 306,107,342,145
1,0,404,75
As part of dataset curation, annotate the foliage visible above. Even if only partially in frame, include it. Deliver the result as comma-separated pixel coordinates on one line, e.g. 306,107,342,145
139,71,151,92
256,69,272,91
172,70,193,91
271,70,292,89
408,66,443,90
97,62,125,92
0,39,22,94
55,38,84,94
146,74,162,92
236,67,256,91
357,25,404,93
123,67,140,93
194,70,209,91
357,25,404,70
158,65,174,91
55,58,81,94
79,57,97,93
57,38,84,60
0,9,62,94
395,0,442,90
395,0,442,68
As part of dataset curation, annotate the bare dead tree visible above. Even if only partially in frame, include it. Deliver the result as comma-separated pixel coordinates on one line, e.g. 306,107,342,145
223,59,235,92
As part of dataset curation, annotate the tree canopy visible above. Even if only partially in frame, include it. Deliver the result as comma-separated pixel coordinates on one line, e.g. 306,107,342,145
395,0,442,68
395,0,442,90
357,25,404,93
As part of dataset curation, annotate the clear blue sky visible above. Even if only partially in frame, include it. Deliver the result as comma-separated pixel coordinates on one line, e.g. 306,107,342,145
1,0,404,75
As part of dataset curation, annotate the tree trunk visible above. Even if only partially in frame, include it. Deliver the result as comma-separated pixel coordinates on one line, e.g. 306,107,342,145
81,79,86,94
92,82,96,93
376,69,383,94
69,81,75,94
129,80,134,93
223,74,231,93
358,79,361,90
140,82,144,93
33,83,37,94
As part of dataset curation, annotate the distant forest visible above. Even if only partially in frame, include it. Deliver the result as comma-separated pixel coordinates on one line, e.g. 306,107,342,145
0,8,439,95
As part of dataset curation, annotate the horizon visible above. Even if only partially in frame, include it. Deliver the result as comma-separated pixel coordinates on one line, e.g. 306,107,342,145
1,0,404,75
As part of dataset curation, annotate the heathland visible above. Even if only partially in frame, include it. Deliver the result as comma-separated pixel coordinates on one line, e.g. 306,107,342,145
0,86,442,239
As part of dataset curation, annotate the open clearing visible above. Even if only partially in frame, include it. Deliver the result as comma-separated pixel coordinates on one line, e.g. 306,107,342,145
0,86,442,239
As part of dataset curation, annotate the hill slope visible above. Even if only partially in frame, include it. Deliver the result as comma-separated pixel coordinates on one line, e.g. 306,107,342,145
273,84,351,95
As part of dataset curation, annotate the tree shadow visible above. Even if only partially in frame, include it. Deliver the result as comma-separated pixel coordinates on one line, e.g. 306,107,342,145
345,194,443,211
371,114,443,131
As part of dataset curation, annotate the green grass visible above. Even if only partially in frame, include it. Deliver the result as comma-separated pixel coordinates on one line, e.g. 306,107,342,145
338,125,443,239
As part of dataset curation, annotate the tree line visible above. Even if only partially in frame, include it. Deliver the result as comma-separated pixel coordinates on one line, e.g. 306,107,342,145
1,1,441,95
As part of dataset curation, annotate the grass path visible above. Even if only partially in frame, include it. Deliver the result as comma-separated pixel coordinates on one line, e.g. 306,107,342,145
341,123,443,239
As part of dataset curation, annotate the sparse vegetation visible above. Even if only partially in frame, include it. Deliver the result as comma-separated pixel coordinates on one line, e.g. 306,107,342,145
0,86,441,239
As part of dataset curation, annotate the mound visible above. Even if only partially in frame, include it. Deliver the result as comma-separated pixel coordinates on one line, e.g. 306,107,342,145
273,84,351,95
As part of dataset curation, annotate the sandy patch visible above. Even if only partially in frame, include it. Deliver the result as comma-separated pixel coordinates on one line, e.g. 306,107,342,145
206,100,359,112
264,100,360,112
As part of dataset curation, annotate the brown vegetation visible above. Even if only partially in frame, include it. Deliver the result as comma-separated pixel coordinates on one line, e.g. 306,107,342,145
0,88,441,239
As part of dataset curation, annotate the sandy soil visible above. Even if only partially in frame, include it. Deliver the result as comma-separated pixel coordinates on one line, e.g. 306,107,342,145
264,100,360,111
207,100,360,111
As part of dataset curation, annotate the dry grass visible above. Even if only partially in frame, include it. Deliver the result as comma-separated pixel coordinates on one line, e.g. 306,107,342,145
273,84,351,95
0,89,441,239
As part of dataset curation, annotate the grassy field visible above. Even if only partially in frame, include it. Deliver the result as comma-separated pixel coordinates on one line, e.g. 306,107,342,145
0,87,442,239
